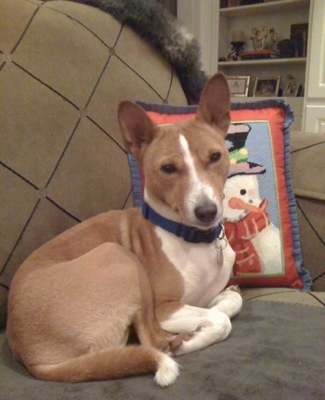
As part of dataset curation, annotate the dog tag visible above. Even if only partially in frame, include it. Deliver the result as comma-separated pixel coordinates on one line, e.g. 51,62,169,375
217,246,224,266
216,226,227,267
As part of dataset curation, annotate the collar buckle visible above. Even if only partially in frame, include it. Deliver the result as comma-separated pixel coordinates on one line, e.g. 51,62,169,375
179,226,217,243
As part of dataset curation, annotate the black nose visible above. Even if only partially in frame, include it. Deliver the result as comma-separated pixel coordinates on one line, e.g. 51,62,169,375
195,203,218,223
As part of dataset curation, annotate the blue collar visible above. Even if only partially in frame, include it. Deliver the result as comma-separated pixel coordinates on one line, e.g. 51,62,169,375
142,202,223,244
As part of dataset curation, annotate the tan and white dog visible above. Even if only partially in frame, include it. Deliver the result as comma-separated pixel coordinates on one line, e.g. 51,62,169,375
7,72,242,387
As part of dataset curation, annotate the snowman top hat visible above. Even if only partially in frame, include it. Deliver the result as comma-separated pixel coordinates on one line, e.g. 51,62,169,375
227,123,266,178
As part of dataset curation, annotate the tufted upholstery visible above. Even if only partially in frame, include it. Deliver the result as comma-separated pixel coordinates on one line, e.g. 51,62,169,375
290,132,325,291
0,0,187,327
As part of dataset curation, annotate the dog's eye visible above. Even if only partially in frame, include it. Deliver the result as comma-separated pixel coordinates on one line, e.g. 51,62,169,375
210,152,221,163
161,164,176,174
240,189,247,195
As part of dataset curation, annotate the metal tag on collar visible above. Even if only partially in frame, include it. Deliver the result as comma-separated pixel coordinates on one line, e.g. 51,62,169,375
216,225,228,266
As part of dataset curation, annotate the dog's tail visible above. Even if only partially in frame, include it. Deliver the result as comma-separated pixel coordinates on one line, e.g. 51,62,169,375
28,345,179,387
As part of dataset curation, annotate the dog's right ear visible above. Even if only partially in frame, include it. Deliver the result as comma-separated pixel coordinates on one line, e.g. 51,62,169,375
118,101,158,162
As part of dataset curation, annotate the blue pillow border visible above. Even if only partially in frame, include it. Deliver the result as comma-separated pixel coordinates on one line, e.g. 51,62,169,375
127,99,311,290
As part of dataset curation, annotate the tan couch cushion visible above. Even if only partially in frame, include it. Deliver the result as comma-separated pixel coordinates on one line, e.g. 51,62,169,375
290,132,325,291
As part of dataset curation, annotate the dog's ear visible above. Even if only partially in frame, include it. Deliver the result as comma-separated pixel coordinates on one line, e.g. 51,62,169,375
196,72,230,135
118,101,158,162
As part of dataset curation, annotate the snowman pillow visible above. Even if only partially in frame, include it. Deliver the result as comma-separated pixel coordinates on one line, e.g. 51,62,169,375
128,99,311,290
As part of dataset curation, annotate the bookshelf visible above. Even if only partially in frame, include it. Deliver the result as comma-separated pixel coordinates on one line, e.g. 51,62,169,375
217,0,311,129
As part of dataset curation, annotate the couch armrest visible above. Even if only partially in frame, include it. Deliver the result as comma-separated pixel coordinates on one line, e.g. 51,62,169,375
290,132,325,291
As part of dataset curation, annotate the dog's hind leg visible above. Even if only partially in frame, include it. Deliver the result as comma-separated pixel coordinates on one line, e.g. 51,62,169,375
9,243,179,386
29,345,179,387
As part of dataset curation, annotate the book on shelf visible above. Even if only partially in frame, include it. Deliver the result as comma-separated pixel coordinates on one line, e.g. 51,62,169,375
290,23,308,58
220,0,263,8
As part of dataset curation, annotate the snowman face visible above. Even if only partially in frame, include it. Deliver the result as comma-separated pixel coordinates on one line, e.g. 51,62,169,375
223,175,262,222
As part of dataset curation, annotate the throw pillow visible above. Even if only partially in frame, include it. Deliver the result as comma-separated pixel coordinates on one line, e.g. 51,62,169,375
127,99,311,290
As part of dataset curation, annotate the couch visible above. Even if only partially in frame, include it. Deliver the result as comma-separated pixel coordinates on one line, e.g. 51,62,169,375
1,1,324,399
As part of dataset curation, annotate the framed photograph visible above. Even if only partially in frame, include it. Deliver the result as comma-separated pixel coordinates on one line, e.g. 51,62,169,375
253,76,281,97
226,75,250,97
284,79,299,97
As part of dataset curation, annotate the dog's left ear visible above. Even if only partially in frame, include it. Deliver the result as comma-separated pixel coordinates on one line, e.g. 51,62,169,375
118,101,158,162
196,72,230,135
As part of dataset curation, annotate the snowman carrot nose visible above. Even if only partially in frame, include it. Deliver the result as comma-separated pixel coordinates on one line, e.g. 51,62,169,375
229,197,262,213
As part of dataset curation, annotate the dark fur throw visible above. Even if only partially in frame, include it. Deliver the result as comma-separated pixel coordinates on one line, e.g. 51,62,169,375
72,0,209,104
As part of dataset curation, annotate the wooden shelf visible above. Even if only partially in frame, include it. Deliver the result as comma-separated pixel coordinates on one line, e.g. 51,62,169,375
220,0,310,17
231,96,304,102
219,57,306,67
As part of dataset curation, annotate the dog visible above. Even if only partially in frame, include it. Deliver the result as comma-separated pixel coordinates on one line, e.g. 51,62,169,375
7,72,242,387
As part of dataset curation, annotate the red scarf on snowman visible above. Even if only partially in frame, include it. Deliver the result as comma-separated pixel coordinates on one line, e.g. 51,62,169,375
224,198,270,275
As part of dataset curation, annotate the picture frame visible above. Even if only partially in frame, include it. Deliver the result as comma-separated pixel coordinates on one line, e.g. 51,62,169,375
284,79,300,97
253,76,281,97
226,75,250,97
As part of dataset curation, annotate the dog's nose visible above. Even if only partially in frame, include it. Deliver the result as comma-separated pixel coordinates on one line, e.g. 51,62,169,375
195,203,218,224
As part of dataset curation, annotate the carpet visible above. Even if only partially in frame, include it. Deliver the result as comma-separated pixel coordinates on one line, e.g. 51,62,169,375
0,300,324,400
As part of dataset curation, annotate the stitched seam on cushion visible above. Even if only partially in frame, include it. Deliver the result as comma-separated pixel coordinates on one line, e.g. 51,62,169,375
12,61,79,111
46,198,81,223
290,141,325,154
0,161,39,190
0,196,81,277
245,292,325,308
114,53,164,101
1,12,127,274
83,23,124,109
297,201,325,246
245,290,301,301
10,3,42,55
121,188,133,210
164,67,174,103
295,189,325,202
313,271,325,283
291,141,325,201
305,292,325,307
0,199,40,275
43,4,112,49
45,118,81,188
247,299,325,308
0,51,6,72
86,116,127,153
0,282,9,291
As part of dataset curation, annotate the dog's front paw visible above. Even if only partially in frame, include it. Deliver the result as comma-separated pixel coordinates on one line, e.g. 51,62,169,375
165,332,192,354
226,284,241,294
212,286,243,319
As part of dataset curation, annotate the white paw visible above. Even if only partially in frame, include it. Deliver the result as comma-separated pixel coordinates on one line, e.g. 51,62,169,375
226,284,241,294
213,289,243,318
173,311,231,356
154,353,179,387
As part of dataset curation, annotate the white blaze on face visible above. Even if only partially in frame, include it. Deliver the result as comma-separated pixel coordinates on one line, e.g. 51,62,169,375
178,134,219,224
